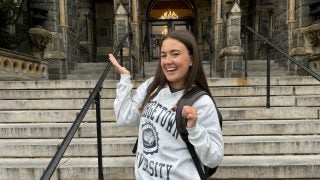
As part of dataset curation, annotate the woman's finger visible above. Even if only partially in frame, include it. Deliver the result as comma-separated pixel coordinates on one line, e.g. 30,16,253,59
107,53,130,75
108,54,121,67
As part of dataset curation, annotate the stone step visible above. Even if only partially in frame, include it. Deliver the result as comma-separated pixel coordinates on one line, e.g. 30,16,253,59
246,60,276,65
0,76,319,90
216,95,320,107
0,110,116,123
1,155,319,179
70,67,110,73
1,85,320,100
67,73,116,80
66,63,117,80
0,95,309,109
0,107,317,123
0,123,138,138
3,118,320,139
74,62,109,68
0,80,119,89
0,99,114,110
0,89,116,99
247,64,285,71
246,70,291,77
223,119,320,135
1,119,319,139
0,135,319,157
1,95,319,109
0,157,134,180
206,76,320,87
211,85,320,97
0,138,136,157
222,107,319,120
73,63,109,70
216,155,320,179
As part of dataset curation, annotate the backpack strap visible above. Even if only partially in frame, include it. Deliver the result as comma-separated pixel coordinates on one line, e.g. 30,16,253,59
175,86,208,180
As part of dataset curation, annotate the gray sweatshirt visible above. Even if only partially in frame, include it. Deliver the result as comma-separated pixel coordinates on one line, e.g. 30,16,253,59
114,74,224,180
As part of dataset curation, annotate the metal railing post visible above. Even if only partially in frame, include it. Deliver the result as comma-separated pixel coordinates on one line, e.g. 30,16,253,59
245,33,248,78
95,91,104,179
120,46,123,66
266,45,270,108
129,32,134,79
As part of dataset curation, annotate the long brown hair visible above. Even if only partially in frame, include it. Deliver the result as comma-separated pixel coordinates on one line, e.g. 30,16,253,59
140,30,212,111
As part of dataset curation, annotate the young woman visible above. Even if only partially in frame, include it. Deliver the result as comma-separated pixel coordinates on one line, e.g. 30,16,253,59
108,30,224,180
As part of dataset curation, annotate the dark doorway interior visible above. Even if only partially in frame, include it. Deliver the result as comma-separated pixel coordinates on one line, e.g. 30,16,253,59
147,0,194,61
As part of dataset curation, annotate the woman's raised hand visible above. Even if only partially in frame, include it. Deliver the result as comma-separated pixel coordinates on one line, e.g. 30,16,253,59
108,54,130,75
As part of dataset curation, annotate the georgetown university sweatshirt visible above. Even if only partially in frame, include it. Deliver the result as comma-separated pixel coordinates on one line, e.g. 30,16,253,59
114,74,224,180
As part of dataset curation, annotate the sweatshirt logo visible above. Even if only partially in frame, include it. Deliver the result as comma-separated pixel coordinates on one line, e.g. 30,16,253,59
142,122,159,154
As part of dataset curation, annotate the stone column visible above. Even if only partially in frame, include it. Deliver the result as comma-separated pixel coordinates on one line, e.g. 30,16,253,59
31,0,68,80
218,1,244,77
290,1,315,75
213,0,223,77
131,0,141,76
115,2,129,50
287,0,301,74
28,6,52,60
114,2,130,78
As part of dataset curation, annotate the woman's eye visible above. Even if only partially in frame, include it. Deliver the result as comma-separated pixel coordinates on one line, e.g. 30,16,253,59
171,53,179,57
160,54,167,58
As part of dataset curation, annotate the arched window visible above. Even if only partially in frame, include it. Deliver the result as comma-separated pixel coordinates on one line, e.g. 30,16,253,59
148,0,194,20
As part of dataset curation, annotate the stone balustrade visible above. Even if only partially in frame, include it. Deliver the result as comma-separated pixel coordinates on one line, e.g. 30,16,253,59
0,48,48,80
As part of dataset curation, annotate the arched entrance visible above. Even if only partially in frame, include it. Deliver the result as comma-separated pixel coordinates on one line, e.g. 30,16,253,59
147,0,195,61
94,0,114,62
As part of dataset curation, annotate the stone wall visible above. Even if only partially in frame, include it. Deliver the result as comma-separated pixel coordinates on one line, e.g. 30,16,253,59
31,0,90,79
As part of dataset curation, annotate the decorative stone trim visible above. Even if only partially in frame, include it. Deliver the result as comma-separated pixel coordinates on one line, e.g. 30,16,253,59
0,48,48,80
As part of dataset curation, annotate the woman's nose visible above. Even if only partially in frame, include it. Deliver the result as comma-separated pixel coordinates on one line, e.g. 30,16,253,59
162,55,172,63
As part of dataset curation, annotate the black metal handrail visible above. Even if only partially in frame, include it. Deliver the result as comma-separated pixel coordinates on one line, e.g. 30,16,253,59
40,31,132,180
243,25,320,108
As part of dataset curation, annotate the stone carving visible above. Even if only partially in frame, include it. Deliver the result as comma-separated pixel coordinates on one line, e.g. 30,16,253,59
29,28,52,50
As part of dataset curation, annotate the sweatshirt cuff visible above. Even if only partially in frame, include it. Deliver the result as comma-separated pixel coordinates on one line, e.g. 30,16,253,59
120,74,131,83
186,123,202,141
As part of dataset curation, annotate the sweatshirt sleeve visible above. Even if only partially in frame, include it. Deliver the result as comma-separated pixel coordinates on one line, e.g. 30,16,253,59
186,95,224,168
114,74,153,125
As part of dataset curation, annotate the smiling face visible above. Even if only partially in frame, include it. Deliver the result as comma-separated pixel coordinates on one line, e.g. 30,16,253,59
160,38,192,90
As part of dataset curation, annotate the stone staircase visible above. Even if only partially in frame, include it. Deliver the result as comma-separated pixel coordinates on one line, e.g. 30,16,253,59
245,60,290,77
0,76,320,179
67,63,116,80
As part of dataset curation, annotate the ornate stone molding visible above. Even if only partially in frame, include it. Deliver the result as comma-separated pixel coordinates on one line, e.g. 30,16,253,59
295,23,320,46
0,49,48,80
219,46,244,57
294,23,320,73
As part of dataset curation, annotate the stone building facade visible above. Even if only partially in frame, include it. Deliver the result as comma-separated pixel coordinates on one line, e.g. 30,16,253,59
3,0,320,79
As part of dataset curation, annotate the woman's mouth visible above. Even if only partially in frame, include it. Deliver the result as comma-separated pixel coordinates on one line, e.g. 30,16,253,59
165,67,177,72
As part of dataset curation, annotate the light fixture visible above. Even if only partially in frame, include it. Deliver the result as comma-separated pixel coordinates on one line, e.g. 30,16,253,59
159,10,179,19
161,26,168,35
